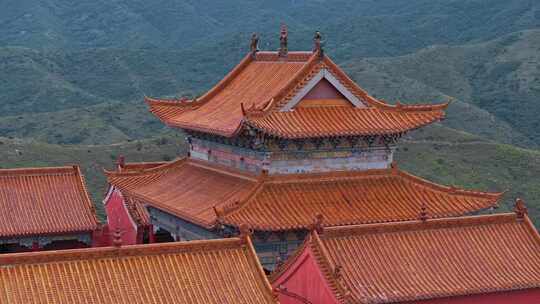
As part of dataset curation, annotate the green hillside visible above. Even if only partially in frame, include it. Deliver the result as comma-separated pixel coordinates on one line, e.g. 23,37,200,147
348,30,540,145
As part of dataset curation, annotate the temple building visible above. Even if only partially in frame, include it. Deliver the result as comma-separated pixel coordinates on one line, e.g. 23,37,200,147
0,231,278,304
0,166,102,253
270,201,540,304
104,27,503,269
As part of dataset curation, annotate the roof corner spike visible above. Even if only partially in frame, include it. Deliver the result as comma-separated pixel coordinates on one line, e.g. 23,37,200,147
419,203,429,222
112,227,123,248
240,102,246,116
514,198,528,218
116,155,125,171
278,24,288,58
310,213,324,234
249,33,259,56
390,161,398,173
239,223,252,244
313,30,324,58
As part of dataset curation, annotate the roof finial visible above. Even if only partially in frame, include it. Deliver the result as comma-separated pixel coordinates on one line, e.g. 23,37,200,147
310,213,324,234
419,202,429,222
514,198,528,218
116,155,125,171
112,227,123,248
250,33,259,54
239,223,252,244
313,30,324,58
278,24,288,58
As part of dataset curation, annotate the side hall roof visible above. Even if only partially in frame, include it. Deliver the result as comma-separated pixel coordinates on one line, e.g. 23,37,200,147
106,159,502,231
146,50,448,138
0,166,99,238
271,212,540,303
0,236,277,304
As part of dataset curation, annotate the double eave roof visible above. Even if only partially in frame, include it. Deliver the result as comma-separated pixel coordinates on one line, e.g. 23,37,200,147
146,50,449,139
106,158,503,232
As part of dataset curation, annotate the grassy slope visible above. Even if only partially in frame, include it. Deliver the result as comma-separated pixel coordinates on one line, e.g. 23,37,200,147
350,30,540,145
0,135,186,219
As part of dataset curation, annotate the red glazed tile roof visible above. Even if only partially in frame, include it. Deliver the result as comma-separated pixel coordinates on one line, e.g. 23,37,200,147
0,166,99,238
0,236,277,304
105,158,259,228
280,213,540,303
107,159,502,231
146,50,448,138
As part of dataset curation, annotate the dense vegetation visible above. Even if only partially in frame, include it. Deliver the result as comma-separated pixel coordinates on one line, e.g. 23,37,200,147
0,0,539,224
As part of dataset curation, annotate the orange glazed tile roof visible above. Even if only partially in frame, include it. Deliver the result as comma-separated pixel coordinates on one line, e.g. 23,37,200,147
107,159,502,231
105,158,259,228
0,166,99,238
245,106,445,138
146,50,448,138
272,213,540,303
0,236,277,304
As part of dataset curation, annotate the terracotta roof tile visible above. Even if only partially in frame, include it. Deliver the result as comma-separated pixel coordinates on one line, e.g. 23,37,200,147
146,50,448,138
222,168,502,231
0,237,277,304
106,159,258,228
107,160,501,231
295,213,540,303
245,106,445,138
0,166,99,238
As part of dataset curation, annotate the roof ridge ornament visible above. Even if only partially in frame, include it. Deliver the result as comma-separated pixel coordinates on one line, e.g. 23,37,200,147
309,213,324,234
278,24,288,58
250,33,259,56
313,31,324,58
514,198,528,218
116,155,125,171
419,202,429,222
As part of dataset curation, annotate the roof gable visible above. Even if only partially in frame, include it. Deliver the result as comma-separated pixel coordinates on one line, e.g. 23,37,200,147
281,68,365,111
292,213,540,303
0,166,99,238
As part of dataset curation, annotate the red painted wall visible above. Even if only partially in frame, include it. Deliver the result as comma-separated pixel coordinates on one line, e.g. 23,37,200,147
303,78,345,100
104,188,139,245
272,247,340,304
409,288,540,304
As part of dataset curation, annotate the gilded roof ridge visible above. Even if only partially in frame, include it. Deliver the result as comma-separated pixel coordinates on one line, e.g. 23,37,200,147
0,237,245,266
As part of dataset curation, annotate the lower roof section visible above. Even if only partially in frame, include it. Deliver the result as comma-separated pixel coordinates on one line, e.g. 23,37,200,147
271,212,540,303
0,237,276,304
106,158,502,232
0,166,99,238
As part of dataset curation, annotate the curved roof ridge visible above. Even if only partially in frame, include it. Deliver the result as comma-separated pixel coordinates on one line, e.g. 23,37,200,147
105,157,187,177
73,165,100,227
309,231,352,304
323,213,518,238
0,237,244,265
396,169,504,200
244,234,279,302
322,55,450,111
